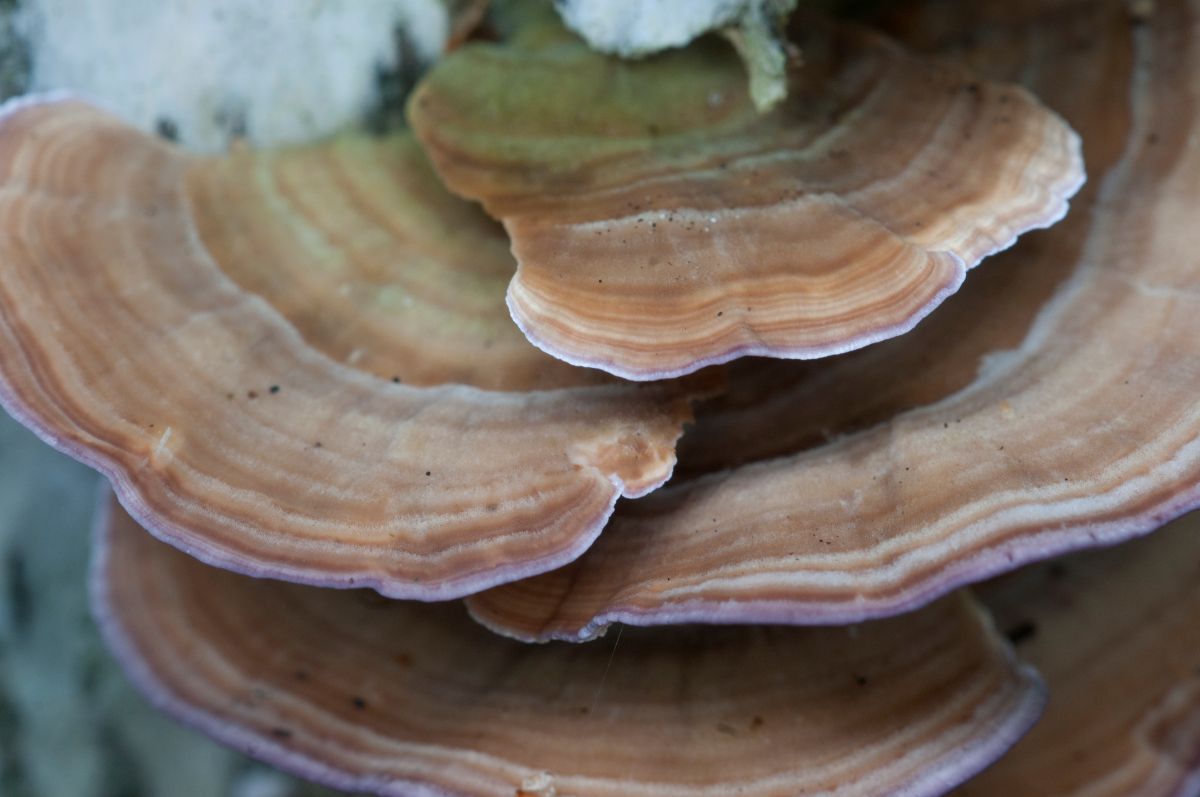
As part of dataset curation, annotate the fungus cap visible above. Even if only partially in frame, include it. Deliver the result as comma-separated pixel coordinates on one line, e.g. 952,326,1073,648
93,492,1046,797
0,97,699,600
466,0,1200,640
961,510,1200,796
409,8,1084,379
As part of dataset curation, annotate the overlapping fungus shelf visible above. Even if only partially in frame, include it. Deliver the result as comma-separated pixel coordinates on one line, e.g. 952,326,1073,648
467,0,1200,641
0,98,703,599
410,3,1083,379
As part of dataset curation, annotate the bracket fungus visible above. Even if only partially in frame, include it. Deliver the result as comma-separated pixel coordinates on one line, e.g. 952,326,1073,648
466,0,1200,641
0,96,703,600
959,510,1200,796
3,0,1200,792
408,5,1083,379
93,492,1045,797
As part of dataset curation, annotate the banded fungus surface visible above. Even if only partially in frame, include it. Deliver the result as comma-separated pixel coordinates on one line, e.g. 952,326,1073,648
409,3,1084,379
0,97,703,600
957,510,1200,797
1,0,1199,794
467,0,1200,640
93,491,1045,797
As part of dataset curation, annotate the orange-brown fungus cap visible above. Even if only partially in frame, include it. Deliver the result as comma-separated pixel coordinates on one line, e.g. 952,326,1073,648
408,6,1083,379
466,0,1200,640
0,97,698,599
188,129,600,391
957,510,1200,796
93,492,1045,797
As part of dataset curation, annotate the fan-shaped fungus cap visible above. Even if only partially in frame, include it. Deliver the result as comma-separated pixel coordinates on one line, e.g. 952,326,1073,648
958,510,1200,796
92,492,1045,797
466,0,1200,640
0,96,701,600
407,7,1084,380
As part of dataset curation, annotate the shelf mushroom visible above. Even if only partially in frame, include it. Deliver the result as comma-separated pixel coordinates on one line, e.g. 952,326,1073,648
958,509,1200,796
91,491,1044,797
467,0,1200,640
3,0,1198,793
0,97,705,600
408,4,1084,379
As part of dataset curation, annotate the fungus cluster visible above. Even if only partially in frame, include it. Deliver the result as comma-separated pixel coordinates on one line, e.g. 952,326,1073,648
1,0,1199,794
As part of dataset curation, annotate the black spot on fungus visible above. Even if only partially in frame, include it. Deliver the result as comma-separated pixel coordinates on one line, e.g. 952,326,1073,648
392,376,402,383
853,674,868,686
425,471,432,477
351,697,368,710
1005,620,1038,646
268,385,280,394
